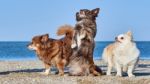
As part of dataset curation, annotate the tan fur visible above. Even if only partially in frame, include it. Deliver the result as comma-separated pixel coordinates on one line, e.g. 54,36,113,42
57,25,74,36
102,31,140,77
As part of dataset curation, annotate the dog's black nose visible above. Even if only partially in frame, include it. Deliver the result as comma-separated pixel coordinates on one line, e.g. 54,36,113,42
26,44,30,47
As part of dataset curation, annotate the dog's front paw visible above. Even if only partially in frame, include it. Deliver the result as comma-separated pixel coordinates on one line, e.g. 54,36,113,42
40,72,50,75
71,43,77,48
116,74,122,77
128,74,135,77
58,73,64,76
106,73,112,76
92,71,102,76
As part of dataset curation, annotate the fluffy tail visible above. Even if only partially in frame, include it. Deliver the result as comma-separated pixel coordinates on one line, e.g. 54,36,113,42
102,48,109,63
57,25,74,36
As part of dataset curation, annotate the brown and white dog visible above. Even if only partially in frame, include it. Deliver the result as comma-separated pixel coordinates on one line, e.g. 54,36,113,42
27,33,71,76
102,31,140,77
70,8,102,76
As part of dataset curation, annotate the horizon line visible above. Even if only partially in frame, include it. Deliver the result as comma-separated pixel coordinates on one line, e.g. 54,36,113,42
0,40,150,42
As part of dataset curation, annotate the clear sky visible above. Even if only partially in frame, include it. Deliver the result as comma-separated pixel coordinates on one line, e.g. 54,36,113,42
0,0,150,41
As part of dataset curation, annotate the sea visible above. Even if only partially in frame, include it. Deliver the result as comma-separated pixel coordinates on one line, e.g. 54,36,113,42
0,41,149,61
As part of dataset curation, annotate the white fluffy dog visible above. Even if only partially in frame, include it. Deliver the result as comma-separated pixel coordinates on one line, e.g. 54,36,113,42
102,31,140,77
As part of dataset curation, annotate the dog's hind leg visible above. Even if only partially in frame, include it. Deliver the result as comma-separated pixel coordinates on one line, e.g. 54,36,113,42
57,62,65,76
107,63,113,76
106,57,113,76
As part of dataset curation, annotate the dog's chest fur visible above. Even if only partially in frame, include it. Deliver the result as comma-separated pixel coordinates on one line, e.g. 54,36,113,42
77,19,97,37
75,19,96,47
36,40,63,65
114,43,139,65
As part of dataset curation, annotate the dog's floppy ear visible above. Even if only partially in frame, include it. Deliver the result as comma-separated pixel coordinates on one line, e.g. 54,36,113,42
92,8,100,17
126,31,132,37
41,34,49,42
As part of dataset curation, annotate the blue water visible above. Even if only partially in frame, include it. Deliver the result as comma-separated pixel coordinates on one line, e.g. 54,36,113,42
0,41,149,61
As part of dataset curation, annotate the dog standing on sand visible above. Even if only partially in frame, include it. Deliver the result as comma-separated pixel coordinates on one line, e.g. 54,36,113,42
27,28,74,76
102,31,140,77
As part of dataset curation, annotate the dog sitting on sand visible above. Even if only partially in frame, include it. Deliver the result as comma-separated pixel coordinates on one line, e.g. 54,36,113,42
102,31,140,77
70,8,102,76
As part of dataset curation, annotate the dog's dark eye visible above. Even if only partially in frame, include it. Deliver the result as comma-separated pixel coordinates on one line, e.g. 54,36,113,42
121,37,124,40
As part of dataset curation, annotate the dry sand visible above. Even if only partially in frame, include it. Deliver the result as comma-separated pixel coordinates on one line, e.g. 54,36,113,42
0,60,150,84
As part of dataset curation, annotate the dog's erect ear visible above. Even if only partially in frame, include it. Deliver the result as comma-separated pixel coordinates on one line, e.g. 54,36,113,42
126,31,132,37
92,8,100,17
41,34,49,42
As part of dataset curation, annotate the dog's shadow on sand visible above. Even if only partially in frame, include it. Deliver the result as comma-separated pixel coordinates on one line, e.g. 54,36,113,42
99,64,150,77
125,64,150,77
134,64,150,76
0,68,64,75
0,64,150,77
0,69,44,75
138,64,150,68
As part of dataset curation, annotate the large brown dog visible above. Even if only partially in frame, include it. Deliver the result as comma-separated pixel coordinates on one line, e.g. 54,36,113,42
70,8,101,76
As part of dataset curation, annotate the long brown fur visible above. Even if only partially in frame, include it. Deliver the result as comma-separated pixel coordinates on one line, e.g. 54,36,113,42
28,34,66,75
28,25,75,76
57,25,74,63
57,25,74,36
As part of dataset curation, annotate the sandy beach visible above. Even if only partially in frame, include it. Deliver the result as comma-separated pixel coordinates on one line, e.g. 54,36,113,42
0,60,149,84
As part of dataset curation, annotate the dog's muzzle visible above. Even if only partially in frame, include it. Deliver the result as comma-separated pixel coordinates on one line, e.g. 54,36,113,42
27,44,36,50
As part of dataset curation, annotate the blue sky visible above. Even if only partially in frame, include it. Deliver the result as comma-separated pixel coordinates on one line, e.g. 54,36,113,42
0,0,150,41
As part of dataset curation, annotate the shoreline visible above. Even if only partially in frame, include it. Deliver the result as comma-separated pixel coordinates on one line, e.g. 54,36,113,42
0,60,149,84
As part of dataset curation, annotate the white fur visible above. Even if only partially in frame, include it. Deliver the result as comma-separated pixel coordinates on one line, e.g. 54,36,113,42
102,32,140,77
28,45,37,50
77,32,86,48
40,68,50,75
77,34,81,48
71,30,86,49
71,43,77,49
